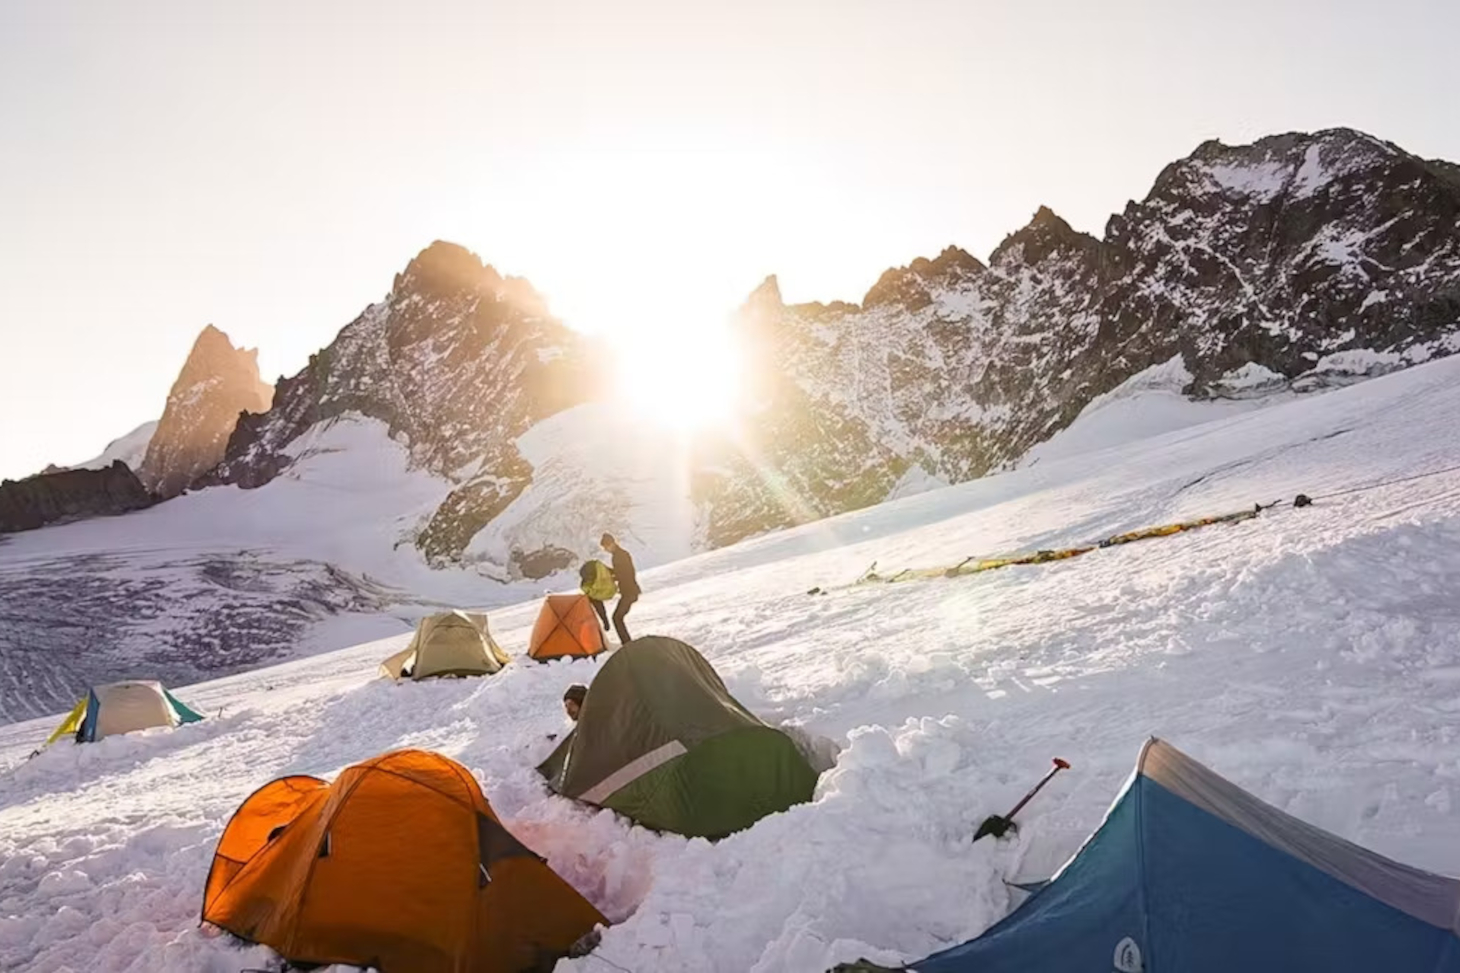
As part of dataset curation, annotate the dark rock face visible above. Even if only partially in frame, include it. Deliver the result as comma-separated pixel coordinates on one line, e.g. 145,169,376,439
209,242,596,563
696,128,1460,545
511,544,576,581
0,461,157,533
138,325,274,499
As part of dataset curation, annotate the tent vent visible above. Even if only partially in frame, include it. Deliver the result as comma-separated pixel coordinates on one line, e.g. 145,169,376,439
318,832,331,858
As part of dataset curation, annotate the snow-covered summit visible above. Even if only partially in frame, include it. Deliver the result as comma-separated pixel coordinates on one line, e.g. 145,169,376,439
210,242,597,565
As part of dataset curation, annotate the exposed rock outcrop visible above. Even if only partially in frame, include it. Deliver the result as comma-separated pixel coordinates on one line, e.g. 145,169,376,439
0,461,157,533
138,325,273,499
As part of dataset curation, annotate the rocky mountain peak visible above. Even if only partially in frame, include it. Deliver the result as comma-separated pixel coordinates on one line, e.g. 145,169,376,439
1146,128,1404,210
137,326,273,499
747,275,784,309
210,241,595,565
61,126,1455,568
863,244,985,310
393,240,503,297
177,324,264,388
990,206,1101,269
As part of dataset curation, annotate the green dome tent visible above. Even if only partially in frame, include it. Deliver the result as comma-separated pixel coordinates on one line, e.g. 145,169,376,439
537,636,819,839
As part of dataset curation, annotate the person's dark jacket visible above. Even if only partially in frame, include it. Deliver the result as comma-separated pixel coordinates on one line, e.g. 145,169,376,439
611,545,640,599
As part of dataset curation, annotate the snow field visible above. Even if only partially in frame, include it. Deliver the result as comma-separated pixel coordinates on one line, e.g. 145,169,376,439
3,355,1460,971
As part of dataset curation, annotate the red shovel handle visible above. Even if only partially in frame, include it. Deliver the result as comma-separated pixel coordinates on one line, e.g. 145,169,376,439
1002,758,1072,822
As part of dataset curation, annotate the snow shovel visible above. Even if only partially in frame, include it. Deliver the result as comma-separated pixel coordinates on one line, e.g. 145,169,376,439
974,757,1070,842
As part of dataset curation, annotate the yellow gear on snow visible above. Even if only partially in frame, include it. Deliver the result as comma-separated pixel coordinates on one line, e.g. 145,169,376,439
581,560,618,601
837,506,1263,593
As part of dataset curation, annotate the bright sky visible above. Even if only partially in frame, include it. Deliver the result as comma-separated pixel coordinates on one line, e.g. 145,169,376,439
2,0,1457,479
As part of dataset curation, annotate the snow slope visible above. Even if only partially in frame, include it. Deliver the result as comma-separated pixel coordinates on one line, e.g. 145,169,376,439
4,356,1460,972
0,404,722,724
69,421,158,472
1018,356,1289,467
0,417,491,723
465,402,702,571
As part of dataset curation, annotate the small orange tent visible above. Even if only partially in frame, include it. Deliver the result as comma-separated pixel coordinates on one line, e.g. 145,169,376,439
528,594,607,662
202,749,605,973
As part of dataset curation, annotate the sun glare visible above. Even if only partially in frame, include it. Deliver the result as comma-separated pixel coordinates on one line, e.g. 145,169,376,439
462,137,824,435
613,320,741,432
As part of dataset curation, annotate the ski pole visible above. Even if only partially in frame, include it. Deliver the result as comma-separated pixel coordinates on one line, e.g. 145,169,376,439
974,757,1071,841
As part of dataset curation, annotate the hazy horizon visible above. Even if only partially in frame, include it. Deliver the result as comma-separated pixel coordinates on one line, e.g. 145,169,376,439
3,0,1458,479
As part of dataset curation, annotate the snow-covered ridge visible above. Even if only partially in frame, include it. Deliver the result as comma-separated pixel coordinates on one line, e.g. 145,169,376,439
3,353,1459,972
64,129,1458,568
702,127,1460,544
68,420,158,473
1018,356,1288,467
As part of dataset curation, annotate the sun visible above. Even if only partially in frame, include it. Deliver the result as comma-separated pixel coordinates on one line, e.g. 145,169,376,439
612,319,742,432
463,135,810,433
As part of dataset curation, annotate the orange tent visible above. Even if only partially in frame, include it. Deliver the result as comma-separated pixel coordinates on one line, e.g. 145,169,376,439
202,749,606,973
528,594,607,662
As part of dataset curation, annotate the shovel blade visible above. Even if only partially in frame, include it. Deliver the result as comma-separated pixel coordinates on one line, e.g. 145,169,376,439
974,815,1018,841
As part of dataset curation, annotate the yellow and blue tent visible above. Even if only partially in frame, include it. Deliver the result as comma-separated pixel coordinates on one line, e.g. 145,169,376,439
44,680,205,746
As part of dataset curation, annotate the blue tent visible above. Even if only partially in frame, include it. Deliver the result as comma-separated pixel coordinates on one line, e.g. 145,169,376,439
914,738,1460,973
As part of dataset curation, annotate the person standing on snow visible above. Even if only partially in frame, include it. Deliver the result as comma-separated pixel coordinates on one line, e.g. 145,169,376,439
600,532,639,645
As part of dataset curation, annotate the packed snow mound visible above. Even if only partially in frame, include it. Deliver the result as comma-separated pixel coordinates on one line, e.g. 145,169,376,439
3,356,1460,972
69,420,158,472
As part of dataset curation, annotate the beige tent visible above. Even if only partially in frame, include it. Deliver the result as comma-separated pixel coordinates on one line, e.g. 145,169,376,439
379,611,511,681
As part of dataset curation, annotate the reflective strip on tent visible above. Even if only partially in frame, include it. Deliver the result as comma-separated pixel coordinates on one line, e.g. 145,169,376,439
580,740,688,804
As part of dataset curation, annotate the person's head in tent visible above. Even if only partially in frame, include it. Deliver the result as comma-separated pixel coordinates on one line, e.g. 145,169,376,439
563,684,587,721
